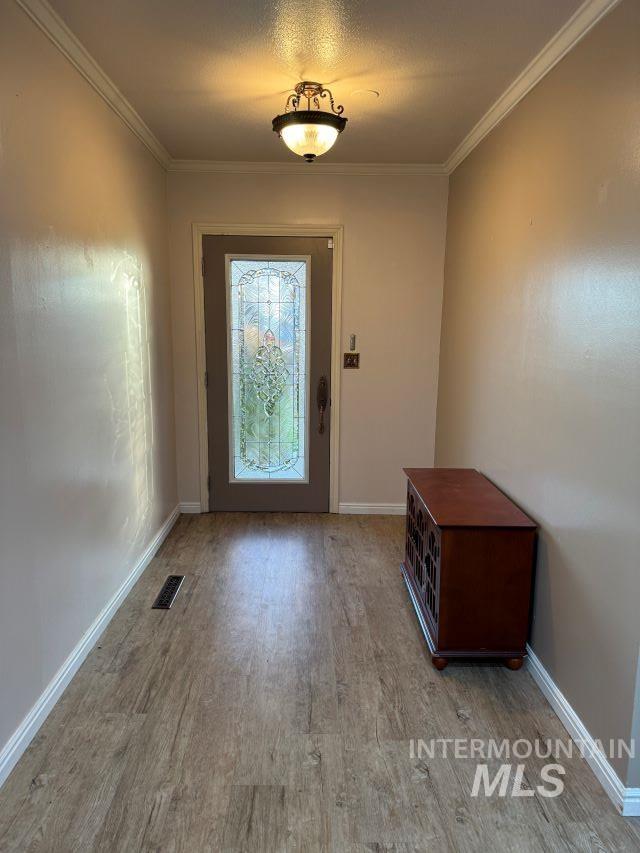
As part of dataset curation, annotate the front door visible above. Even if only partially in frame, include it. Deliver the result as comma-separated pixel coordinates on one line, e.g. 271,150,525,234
203,235,332,511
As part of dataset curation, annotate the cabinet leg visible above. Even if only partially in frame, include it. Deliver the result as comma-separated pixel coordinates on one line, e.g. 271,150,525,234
505,657,524,671
431,656,448,671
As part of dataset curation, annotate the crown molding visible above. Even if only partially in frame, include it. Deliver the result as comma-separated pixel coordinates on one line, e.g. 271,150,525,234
444,0,622,174
168,159,447,176
15,0,171,168
15,0,619,179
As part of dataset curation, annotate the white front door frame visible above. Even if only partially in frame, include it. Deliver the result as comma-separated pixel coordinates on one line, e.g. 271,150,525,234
191,223,344,513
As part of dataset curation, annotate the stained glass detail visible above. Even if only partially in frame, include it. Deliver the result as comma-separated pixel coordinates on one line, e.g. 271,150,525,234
228,258,308,481
250,330,289,416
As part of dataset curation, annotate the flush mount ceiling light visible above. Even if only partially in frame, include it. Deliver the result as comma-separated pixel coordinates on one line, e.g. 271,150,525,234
272,81,347,162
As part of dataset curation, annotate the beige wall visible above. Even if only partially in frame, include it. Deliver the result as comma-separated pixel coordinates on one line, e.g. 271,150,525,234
167,171,448,507
0,0,176,760
435,0,640,783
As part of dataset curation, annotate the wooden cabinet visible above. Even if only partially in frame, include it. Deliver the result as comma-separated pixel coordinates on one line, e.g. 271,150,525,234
401,468,537,670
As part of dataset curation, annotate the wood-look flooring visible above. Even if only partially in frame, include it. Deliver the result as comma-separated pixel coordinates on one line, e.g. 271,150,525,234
1,513,639,851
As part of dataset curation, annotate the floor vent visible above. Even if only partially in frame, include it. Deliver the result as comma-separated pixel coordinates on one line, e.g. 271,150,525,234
152,575,185,610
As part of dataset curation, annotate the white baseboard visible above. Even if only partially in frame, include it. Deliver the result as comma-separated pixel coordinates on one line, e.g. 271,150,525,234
0,504,180,790
338,502,405,515
526,643,637,816
179,502,202,514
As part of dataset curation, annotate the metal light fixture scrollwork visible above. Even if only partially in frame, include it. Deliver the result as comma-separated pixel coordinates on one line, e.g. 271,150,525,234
272,81,347,162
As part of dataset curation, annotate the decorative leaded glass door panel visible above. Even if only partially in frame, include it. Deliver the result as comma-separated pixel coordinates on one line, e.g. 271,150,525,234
227,256,309,482
203,236,332,511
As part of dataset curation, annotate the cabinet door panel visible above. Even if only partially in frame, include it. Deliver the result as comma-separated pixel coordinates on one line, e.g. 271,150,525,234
424,517,440,629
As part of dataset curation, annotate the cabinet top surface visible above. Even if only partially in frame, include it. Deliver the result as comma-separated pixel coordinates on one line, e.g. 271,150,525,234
403,468,537,528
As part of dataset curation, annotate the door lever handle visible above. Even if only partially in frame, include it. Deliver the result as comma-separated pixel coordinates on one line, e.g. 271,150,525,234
317,375,328,434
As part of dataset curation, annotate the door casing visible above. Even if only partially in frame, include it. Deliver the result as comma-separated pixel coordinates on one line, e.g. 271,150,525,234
192,223,344,513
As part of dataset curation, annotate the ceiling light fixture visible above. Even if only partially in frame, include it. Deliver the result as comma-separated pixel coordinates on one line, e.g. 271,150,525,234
272,81,347,162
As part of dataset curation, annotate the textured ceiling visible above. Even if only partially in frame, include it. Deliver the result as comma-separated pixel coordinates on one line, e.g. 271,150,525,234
49,0,583,163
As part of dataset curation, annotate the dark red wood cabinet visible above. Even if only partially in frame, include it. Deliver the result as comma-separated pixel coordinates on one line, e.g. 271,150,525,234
401,468,537,670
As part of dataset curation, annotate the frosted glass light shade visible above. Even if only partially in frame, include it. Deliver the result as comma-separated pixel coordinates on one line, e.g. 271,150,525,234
273,109,347,162
281,122,339,159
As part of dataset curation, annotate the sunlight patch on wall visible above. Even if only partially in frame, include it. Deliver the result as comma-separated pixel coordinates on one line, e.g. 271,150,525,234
111,253,155,544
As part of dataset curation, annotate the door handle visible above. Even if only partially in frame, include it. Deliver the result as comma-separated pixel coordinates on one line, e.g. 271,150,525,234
317,375,328,434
